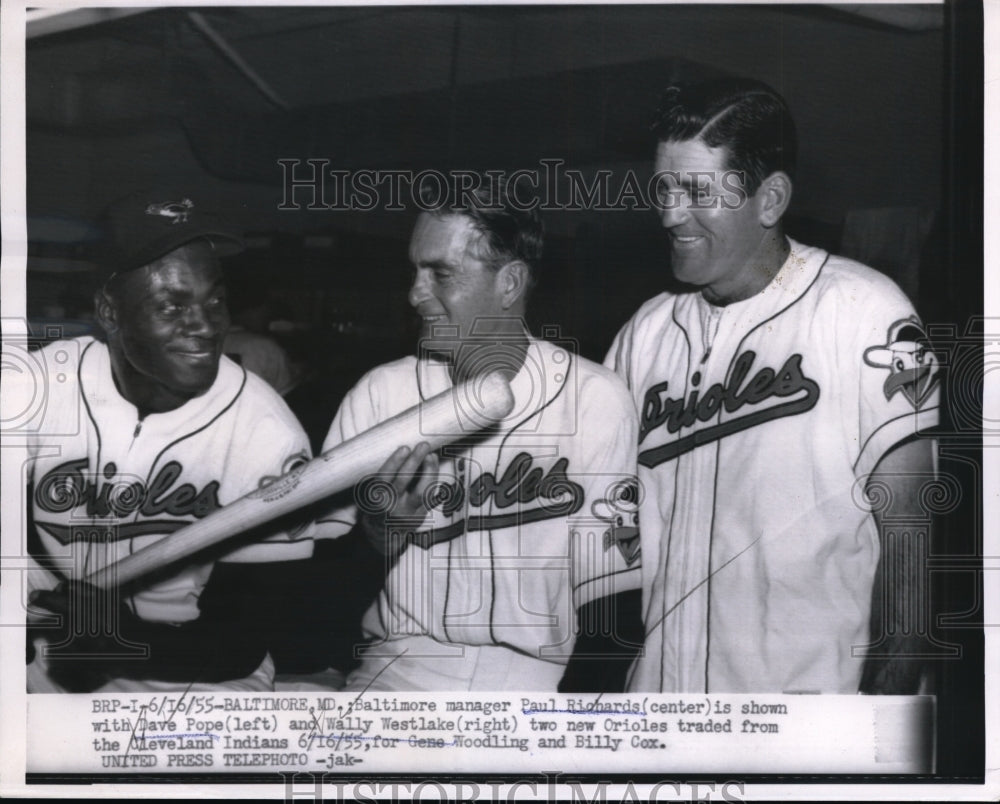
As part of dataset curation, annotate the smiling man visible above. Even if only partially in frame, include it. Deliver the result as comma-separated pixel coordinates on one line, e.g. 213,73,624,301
25,189,314,693
314,180,643,692
606,79,940,694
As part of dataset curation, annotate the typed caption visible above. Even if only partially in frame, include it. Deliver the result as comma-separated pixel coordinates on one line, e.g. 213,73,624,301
28,692,933,775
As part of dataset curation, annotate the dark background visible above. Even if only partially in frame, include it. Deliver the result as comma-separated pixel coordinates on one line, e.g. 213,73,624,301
23,2,984,781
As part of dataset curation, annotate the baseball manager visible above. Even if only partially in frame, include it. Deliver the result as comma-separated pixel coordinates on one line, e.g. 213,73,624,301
606,78,940,694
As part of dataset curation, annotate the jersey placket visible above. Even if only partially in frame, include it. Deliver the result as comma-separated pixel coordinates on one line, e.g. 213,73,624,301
88,399,145,582
443,440,497,647
670,300,735,692
689,287,789,690
436,449,465,645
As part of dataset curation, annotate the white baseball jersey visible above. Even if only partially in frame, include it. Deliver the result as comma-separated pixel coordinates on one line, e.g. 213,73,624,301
605,239,940,693
25,337,313,691
317,338,642,690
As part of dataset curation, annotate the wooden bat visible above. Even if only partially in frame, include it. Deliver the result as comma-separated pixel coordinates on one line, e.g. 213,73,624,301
86,371,515,589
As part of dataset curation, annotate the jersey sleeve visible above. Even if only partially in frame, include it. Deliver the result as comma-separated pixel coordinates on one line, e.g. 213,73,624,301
221,405,316,564
603,319,635,389
569,368,643,609
852,283,941,479
21,339,88,460
22,340,87,599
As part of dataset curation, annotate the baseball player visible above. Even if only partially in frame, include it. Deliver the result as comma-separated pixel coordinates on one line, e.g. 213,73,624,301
314,180,644,691
606,79,940,694
25,189,314,693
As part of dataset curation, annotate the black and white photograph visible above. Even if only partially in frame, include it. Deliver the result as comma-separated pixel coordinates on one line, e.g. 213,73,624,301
0,0,992,799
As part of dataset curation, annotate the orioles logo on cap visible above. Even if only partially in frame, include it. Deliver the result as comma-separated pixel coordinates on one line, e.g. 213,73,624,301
145,197,193,224
863,317,940,410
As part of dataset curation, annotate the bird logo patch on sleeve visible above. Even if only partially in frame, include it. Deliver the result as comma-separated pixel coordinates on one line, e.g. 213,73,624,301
592,479,641,566
863,317,940,409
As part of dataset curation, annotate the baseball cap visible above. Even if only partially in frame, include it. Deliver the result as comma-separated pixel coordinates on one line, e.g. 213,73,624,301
98,189,244,276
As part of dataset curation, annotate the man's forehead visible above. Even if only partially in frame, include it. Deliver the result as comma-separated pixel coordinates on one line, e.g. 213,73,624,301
654,138,730,173
409,212,479,264
114,241,223,297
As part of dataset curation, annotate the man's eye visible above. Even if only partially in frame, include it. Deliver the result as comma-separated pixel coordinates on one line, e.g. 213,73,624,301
157,303,181,316
656,184,685,204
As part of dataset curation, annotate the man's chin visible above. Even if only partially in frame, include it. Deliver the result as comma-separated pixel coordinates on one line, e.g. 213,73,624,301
417,326,462,361
669,258,698,282
171,366,220,398
416,342,455,364
668,261,711,291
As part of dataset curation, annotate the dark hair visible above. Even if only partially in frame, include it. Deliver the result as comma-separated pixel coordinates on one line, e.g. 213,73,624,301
419,176,544,284
652,78,797,197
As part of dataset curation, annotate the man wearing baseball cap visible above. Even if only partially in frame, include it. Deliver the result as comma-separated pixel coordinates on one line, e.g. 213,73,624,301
25,188,315,692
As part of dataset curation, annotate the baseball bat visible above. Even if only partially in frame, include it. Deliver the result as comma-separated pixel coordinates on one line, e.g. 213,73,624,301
85,371,515,589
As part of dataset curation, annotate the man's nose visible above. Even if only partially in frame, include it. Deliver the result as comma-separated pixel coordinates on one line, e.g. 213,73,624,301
408,270,430,308
659,196,691,229
183,303,225,337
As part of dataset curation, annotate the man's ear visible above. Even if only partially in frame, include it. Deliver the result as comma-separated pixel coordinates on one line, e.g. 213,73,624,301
498,260,530,310
756,171,793,228
94,288,119,336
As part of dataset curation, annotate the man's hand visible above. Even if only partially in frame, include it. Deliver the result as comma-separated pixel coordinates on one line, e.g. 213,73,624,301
558,590,644,693
31,569,275,688
860,437,935,695
28,580,141,692
357,442,440,557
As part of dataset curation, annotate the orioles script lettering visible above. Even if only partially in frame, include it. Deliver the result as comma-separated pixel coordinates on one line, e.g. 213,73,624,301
398,453,586,546
638,350,820,467
35,459,222,519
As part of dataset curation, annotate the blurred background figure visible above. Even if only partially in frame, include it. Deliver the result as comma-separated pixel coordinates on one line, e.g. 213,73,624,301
223,283,302,396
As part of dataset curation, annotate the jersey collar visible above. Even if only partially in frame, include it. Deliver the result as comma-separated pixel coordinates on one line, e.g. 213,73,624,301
674,237,828,342
416,337,569,427
80,342,245,441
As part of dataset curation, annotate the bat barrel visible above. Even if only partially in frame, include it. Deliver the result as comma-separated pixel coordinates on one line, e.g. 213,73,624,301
86,371,514,589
